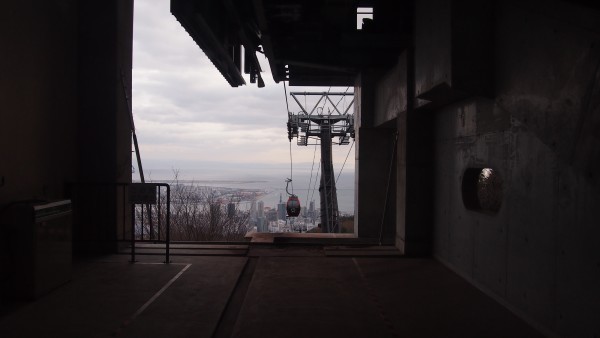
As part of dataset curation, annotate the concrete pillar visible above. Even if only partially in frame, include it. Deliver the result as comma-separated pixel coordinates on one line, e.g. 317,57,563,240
398,110,434,255
354,70,397,241
74,0,133,253
319,124,339,233
397,33,434,256
357,49,433,254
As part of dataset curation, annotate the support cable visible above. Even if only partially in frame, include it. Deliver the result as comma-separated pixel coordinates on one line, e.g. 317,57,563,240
321,87,332,113
310,160,321,203
336,140,355,184
289,141,294,194
120,70,154,239
304,94,307,115
284,81,293,194
283,81,290,114
334,86,351,108
378,131,399,246
306,142,318,204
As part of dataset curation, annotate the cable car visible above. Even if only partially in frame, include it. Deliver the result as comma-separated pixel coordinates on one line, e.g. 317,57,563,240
286,195,301,217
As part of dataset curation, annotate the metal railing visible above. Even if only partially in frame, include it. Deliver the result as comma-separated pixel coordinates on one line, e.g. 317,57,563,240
128,183,171,263
66,182,171,263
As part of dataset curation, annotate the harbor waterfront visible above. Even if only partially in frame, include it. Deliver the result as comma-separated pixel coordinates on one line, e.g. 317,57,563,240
137,168,355,215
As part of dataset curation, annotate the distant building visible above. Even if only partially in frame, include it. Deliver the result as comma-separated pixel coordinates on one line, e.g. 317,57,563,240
227,202,236,218
266,208,277,222
308,200,317,223
257,217,266,232
277,194,286,220
250,200,257,222
257,200,264,218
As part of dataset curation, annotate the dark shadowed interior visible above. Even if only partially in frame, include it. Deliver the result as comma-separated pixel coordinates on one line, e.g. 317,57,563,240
1,1,599,337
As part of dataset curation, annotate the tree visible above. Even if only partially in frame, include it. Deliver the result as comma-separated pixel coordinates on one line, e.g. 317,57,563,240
135,172,250,241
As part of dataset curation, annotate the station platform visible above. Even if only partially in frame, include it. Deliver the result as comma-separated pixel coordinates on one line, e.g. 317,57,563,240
0,244,543,337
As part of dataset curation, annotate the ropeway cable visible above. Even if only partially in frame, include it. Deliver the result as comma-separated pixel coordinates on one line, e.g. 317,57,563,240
283,81,291,114
310,160,321,203
306,142,318,205
333,86,351,109
289,140,294,194
378,131,399,246
283,81,294,194
336,140,355,184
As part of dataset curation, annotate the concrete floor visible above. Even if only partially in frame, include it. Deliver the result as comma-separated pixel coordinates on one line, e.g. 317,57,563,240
0,245,543,338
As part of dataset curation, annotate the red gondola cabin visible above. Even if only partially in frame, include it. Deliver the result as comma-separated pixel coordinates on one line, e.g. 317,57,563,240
286,195,301,217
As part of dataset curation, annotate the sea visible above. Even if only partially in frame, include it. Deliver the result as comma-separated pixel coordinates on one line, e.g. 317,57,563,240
139,167,355,214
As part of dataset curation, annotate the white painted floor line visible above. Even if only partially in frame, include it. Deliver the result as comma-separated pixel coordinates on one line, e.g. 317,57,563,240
93,261,189,265
113,263,192,336
135,262,189,265
130,263,192,321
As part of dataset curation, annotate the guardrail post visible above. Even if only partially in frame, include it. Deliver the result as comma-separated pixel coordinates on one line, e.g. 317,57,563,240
164,184,171,264
130,202,136,263
128,183,170,263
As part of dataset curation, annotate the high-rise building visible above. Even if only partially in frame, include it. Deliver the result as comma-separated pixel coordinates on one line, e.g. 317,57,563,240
257,217,266,232
266,208,278,222
257,200,264,218
308,200,316,223
277,193,286,220
250,200,257,223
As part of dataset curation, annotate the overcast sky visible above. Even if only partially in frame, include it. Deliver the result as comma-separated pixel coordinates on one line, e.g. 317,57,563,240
132,0,355,179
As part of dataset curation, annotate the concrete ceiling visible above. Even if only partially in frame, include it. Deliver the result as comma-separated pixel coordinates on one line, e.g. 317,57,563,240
171,0,413,87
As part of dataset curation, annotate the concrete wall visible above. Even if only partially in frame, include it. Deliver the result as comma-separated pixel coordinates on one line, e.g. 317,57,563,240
357,0,599,334
0,1,78,203
373,53,406,127
0,0,134,286
414,0,493,107
423,1,600,336
355,127,396,240
366,48,435,255
0,1,79,294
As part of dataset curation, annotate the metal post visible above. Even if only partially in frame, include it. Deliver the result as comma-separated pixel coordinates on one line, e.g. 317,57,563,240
130,204,136,262
140,205,144,240
165,184,171,263
158,186,162,241
149,203,154,240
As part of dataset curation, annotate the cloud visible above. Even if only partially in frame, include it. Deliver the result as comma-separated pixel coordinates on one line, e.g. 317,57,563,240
132,0,355,174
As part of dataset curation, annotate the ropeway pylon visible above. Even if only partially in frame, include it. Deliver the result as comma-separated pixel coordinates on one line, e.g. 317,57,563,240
286,92,354,233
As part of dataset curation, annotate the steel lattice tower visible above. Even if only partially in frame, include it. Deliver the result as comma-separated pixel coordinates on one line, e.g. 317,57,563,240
286,92,354,233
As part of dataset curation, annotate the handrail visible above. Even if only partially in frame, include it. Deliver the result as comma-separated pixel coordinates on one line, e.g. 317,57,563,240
129,183,171,263
66,181,171,264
